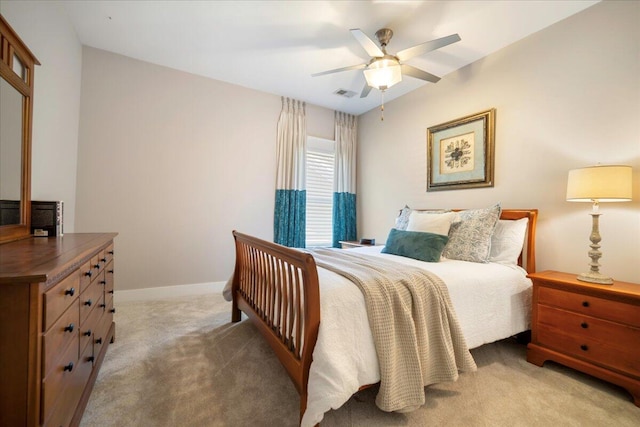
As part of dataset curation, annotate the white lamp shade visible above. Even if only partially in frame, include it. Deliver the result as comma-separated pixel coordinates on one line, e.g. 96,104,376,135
363,58,402,90
566,165,633,202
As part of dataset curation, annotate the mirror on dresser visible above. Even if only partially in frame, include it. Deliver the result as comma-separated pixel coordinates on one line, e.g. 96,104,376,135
0,14,40,243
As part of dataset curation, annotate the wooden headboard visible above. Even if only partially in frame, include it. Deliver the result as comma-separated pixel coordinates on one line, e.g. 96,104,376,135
412,208,538,274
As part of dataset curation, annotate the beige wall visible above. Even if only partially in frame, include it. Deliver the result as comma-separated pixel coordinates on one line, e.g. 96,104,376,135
76,47,334,290
0,1,83,231
358,0,640,283
4,0,637,288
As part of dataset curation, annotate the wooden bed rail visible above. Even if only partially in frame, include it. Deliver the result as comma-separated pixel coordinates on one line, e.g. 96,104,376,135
231,231,320,422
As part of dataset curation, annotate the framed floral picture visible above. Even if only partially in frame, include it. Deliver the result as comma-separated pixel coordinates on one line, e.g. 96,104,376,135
426,108,495,191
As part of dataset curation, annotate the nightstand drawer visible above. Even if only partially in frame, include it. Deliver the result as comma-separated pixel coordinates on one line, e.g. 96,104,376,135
537,305,640,353
538,286,640,327
537,325,640,378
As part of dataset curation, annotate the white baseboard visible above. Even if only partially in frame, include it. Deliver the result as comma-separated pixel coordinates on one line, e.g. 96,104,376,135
114,281,226,304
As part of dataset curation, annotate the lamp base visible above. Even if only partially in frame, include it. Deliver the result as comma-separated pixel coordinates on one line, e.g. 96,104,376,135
577,271,614,285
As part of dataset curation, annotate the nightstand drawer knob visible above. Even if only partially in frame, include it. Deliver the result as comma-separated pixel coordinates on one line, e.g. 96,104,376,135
580,344,589,351
580,322,589,329
582,301,590,308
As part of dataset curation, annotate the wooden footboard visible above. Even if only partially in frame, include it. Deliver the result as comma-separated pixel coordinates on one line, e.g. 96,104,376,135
231,231,320,423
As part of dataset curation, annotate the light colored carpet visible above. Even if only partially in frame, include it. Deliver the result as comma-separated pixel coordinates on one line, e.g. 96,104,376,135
80,293,639,427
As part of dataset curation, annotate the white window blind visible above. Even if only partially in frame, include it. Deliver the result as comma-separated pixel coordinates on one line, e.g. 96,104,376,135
306,137,335,247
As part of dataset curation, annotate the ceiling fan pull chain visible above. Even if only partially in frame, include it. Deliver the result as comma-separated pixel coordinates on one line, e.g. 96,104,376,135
380,91,385,121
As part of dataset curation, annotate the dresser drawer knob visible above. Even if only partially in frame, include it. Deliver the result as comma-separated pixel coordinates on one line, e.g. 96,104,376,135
582,301,590,308
87,356,95,363
85,271,92,278
580,344,589,351
63,362,74,372
108,250,114,255
100,280,107,285
64,287,75,296
95,337,103,345
99,303,106,308
94,264,101,270
101,258,107,263
64,323,75,333
580,322,589,329
110,308,116,314
84,299,92,307
108,269,114,274
83,329,92,337
108,290,114,294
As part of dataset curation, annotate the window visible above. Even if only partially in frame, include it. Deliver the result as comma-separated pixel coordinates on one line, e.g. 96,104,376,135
306,136,335,247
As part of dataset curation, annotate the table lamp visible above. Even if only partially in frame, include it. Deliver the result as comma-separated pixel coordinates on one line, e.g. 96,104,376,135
566,165,632,284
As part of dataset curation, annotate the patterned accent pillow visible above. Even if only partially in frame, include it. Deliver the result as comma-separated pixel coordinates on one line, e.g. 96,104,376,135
382,228,449,263
443,203,502,263
394,205,412,230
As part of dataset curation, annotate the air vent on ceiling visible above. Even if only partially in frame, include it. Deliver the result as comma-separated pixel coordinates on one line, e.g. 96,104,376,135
334,89,356,98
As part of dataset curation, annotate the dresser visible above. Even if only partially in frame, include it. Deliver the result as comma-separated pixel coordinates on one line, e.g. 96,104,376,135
527,270,640,406
0,233,118,426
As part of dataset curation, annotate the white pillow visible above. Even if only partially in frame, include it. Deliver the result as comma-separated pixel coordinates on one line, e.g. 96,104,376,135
490,218,529,265
406,211,459,236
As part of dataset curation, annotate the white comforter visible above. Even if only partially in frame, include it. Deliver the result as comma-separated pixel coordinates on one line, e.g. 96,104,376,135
301,246,532,427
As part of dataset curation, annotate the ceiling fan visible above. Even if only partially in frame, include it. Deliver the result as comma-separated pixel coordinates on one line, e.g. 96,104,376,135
312,28,461,98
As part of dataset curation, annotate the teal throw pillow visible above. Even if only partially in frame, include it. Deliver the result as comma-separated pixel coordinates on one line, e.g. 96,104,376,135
381,228,449,263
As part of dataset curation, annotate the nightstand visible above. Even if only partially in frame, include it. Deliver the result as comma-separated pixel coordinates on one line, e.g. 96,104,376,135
339,240,379,249
527,270,640,406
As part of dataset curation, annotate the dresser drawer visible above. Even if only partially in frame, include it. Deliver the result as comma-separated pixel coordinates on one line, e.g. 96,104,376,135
42,299,79,376
44,272,79,330
43,341,94,427
80,275,104,325
104,243,115,265
538,286,640,327
79,260,93,292
105,259,115,296
91,252,103,278
93,310,112,363
41,335,80,423
79,295,105,356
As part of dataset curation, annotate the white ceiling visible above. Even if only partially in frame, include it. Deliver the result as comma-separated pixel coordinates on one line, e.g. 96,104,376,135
60,0,599,115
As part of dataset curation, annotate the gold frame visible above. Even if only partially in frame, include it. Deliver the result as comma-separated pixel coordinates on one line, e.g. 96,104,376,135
427,108,495,191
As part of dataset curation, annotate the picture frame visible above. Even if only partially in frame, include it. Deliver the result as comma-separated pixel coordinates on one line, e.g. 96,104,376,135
426,108,495,191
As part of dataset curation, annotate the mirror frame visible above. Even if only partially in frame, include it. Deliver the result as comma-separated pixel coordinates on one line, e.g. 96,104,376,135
0,14,40,243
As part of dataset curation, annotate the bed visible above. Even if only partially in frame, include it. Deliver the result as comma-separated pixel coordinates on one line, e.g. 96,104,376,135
228,208,538,426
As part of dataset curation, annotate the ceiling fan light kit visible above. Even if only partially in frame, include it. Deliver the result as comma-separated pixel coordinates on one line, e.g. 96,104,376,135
363,57,402,91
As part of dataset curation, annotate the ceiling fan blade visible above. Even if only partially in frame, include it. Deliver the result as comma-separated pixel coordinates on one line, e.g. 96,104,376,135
311,63,367,77
360,83,373,98
350,29,384,57
396,33,461,62
401,64,441,83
